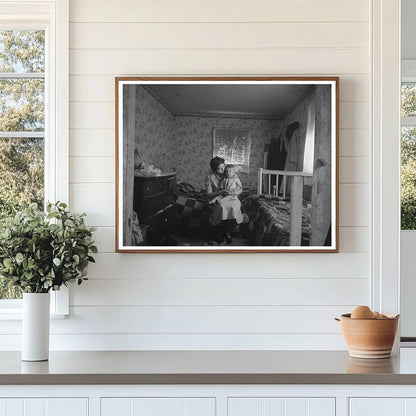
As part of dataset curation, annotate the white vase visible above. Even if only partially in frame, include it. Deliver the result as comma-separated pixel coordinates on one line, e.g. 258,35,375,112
22,292,50,361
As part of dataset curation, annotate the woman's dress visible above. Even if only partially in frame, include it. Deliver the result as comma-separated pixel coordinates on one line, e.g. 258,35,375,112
205,172,243,226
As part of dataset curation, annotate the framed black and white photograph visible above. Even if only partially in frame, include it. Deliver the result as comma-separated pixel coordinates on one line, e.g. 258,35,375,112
115,77,339,252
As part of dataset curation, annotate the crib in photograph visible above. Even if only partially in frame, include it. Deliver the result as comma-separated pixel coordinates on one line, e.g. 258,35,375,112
257,168,313,246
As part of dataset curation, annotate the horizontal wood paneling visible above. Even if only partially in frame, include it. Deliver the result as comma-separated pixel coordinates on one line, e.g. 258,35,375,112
69,74,369,103
339,156,369,183
69,157,114,183
70,76,115,102
91,227,115,253
0,306,353,335
339,102,369,129
339,183,369,227
339,129,369,157
70,22,368,50
0,333,348,351
85,252,369,279
69,183,114,226
0,0,371,352
69,0,369,23
70,49,369,76
339,226,369,252
69,130,115,157
49,305,352,334
70,103,114,129
339,76,369,102
70,278,368,306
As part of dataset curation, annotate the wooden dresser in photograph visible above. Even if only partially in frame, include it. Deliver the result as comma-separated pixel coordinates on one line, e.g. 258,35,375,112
133,172,177,225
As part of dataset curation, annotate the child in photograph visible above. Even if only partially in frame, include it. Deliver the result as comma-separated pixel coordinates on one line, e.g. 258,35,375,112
208,164,239,204
208,164,244,243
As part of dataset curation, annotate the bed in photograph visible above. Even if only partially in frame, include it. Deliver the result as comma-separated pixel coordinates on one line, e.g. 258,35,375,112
174,182,311,246
250,196,311,246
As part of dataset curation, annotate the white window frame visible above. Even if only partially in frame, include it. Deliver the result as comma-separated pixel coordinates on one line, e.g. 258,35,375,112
400,60,416,341
401,61,416,127
0,0,69,317
371,0,401,322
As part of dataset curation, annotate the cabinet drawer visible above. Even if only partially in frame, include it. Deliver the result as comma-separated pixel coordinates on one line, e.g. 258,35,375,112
101,398,215,416
228,398,335,416
349,398,416,416
0,398,88,416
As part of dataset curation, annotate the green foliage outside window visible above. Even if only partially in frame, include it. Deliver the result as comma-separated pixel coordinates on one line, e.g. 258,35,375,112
0,30,45,298
402,82,416,230
402,131,416,229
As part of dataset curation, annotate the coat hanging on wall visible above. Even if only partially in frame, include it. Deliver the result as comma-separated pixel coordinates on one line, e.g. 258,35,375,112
284,121,301,171
267,133,287,171
281,121,301,196
267,133,287,191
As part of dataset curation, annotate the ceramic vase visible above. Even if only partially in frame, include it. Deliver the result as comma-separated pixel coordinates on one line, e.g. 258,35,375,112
22,292,50,361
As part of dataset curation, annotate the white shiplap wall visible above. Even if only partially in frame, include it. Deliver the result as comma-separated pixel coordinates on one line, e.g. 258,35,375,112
50,0,371,350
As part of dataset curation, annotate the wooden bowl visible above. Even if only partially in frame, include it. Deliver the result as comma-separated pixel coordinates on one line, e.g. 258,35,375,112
336,313,399,359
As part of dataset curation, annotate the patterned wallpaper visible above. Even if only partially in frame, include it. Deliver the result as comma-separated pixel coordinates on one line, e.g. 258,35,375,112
173,116,280,190
134,86,175,172
133,86,282,190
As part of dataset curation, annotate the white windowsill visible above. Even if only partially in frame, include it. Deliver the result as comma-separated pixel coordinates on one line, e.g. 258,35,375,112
0,285,69,319
0,312,67,320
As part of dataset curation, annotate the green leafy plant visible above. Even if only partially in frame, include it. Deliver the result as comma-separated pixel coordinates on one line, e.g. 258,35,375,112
0,202,97,293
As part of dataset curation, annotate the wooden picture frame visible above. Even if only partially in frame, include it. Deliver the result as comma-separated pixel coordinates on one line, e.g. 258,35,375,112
115,77,339,253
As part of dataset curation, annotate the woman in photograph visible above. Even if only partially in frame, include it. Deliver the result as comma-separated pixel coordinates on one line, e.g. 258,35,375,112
205,157,243,244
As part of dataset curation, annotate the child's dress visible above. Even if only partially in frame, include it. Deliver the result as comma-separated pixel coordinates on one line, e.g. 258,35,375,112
209,174,243,225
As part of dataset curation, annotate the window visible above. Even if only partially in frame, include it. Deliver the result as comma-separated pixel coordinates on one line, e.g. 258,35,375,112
0,0,69,314
0,30,45,300
213,128,251,173
302,102,315,174
401,80,416,230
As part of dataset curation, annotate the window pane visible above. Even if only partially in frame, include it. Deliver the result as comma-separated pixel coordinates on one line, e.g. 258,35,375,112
401,84,416,117
0,78,44,132
0,30,45,73
0,284,22,300
0,137,44,219
0,137,43,299
213,128,251,172
401,126,416,230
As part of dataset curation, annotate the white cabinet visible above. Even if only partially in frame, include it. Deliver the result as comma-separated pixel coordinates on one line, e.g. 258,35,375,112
0,398,88,416
350,398,416,416
101,397,215,416
3,385,416,416
228,398,335,416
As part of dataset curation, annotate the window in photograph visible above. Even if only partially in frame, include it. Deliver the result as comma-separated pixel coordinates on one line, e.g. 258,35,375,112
0,30,45,300
213,128,251,173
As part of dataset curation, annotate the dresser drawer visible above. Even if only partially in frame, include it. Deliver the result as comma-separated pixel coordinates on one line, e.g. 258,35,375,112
142,178,165,196
142,194,175,221
133,174,177,224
